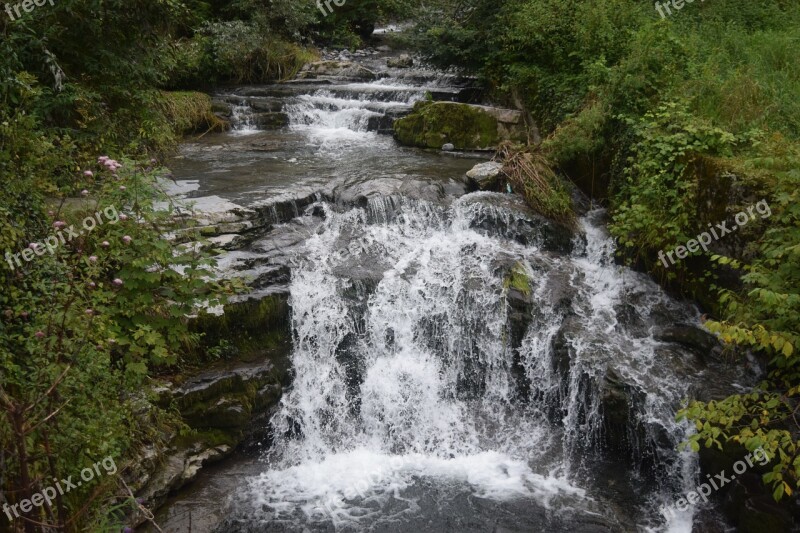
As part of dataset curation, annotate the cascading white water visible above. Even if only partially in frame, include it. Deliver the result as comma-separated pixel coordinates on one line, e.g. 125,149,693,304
237,195,701,531
283,79,434,153
198,55,714,532
230,101,258,134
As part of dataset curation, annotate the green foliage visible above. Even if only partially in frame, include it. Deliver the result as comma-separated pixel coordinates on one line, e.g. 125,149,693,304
158,90,229,135
609,101,747,269
0,0,363,528
315,0,418,42
0,155,239,528
542,100,608,166
167,21,316,87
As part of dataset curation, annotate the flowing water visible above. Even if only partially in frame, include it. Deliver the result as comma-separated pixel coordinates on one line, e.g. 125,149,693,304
157,48,751,533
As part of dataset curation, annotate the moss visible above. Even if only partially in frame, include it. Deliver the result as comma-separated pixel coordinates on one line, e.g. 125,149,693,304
190,295,291,363
158,91,229,135
393,101,502,150
504,262,532,296
174,427,238,450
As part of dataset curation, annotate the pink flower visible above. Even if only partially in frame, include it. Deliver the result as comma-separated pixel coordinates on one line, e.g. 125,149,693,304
85,309,94,316
28,243,38,250
122,236,132,244
81,189,89,197
98,156,109,163
87,281,96,289
84,170,94,177
101,241,110,248
35,331,45,339
119,214,128,221
113,278,123,287
53,221,66,229
119,186,127,191
89,255,98,262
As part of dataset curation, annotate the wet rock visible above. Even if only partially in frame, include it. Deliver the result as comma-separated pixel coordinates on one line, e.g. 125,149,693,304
654,323,723,363
464,161,504,190
245,97,284,112
124,398,238,527
174,361,283,428
502,260,535,398
252,192,321,225
129,438,233,526
299,60,378,82
458,192,576,254
387,54,413,68
335,332,367,414
334,177,447,208
691,508,731,533
365,107,410,134
211,101,232,117
601,367,647,449
251,112,289,129
442,142,455,151
550,316,669,467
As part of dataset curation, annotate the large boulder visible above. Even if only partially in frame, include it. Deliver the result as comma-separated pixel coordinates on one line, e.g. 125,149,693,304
464,161,505,190
653,323,723,363
387,54,413,68
457,192,576,254
393,101,527,150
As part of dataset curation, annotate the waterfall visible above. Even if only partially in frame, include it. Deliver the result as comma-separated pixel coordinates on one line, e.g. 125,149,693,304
282,79,434,153
230,101,257,134
234,197,700,530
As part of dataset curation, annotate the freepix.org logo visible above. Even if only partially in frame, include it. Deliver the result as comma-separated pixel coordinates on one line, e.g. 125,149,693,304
5,0,56,21
317,0,345,17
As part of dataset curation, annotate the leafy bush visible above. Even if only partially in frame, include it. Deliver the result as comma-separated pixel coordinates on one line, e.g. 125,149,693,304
609,101,747,271
167,21,316,87
0,155,240,528
680,140,800,500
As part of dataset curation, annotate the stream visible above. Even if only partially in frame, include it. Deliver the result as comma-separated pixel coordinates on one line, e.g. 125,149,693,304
151,42,751,533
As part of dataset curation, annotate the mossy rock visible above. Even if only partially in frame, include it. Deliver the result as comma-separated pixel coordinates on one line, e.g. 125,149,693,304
394,101,523,150
191,295,291,362
504,261,532,296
